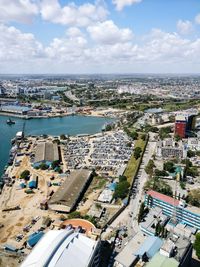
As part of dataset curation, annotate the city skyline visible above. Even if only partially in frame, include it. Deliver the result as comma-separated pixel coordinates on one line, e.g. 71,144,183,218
1,0,200,74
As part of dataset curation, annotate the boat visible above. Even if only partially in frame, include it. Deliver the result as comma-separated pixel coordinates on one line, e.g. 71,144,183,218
6,118,15,125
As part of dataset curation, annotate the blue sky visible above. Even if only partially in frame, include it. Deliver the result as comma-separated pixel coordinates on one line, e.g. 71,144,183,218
0,0,200,73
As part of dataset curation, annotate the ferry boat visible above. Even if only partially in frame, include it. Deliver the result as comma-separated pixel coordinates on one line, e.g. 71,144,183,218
6,118,15,125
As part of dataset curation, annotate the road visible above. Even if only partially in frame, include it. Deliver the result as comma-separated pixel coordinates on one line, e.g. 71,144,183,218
129,133,157,231
102,133,157,239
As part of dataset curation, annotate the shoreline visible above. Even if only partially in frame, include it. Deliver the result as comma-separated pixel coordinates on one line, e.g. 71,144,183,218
0,111,118,120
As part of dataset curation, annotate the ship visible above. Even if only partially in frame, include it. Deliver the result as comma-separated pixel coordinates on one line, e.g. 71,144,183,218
6,118,15,125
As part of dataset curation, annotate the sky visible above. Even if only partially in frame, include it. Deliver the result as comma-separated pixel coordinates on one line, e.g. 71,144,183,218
0,0,200,74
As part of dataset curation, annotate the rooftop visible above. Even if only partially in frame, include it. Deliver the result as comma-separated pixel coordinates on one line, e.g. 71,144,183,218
147,190,180,207
48,169,92,212
34,142,59,163
20,229,99,267
145,252,179,267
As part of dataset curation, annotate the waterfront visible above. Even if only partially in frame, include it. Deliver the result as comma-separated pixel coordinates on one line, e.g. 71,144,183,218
0,115,113,176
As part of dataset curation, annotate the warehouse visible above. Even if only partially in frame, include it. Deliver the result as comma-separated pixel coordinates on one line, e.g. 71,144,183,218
33,142,59,167
48,169,92,212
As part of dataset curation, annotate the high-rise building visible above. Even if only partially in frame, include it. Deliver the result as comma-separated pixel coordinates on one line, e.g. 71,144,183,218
175,113,196,138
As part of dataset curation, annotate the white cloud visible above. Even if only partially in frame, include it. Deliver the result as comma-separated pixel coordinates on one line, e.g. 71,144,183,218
87,20,133,44
113,0,142,11
177,20,193,35
0,24,43,61
0,0,39,23
40,0,108,27
1,22,200,73
195,14,200,24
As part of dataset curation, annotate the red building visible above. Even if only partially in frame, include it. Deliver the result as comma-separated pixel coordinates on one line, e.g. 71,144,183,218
175,113,196,138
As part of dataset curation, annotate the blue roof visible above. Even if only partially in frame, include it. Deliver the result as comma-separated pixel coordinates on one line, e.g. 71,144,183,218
4,244,17,251
28,180,37,188
135,236,163,259
108,182,117,191
28,232,44,247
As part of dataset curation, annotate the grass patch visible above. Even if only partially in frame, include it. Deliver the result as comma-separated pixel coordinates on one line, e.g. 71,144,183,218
124,137,146,184
85,175,107,196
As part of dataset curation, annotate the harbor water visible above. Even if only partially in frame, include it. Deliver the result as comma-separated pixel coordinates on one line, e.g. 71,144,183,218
0,115,114,176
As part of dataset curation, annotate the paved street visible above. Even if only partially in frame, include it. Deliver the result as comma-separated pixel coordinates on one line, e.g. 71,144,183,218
102,133,157,240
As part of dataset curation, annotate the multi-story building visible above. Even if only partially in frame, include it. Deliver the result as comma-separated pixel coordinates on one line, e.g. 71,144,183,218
156,138,187,159
175,113,196,138
145,190,200,230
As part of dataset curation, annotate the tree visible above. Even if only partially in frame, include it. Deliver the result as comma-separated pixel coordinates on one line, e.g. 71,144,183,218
187,150,196,158
134,147,142,160
154,169,169,177
174,134,181,142
194,233,200,259
51,160,60,169
141,134,146,141
186,189,200,207
164,161,175,173
39,163,49,170
60,134,67,140
114,180,129,199
130,131,138,140
20,170,30,181
68,211,81,219
145,160,155,176
138,202,145,223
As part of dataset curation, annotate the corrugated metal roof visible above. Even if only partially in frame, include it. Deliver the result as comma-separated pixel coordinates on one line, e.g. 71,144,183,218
147,190,180,207
146,252,179,267
135,236,163,259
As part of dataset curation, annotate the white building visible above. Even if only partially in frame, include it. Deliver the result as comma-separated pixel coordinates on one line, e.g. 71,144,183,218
187,138,200,151
20,229,100,267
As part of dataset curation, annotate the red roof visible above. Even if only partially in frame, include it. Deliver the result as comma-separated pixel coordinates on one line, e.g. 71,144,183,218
147,190,180,206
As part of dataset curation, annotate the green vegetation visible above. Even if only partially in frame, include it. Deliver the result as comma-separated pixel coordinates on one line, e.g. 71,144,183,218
180,181,186,190
114,176,130,199
39,163,49,170
186,189,200,207
68,211,81,219
20,170,30,181
138,202,149,223
154,169,169,177
144,177,173,197
124,137,146,183
145,159,155,176
187,150,196,158
134,147,142,160
163,161,175,173
60,134,67,140
159,126,172,139
181,159,198,177
51,160,60,170
194,232,200,259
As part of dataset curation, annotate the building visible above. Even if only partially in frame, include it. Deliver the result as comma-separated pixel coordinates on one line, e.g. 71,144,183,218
33,142,59,167
145,190,200,230
20,229,101,267
146,234,192,267
175,112,196,138
48,170,92,213
0,104,31,115
187,137,200,151
140,207,169,236
114,235,163,267
156,138,187,159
